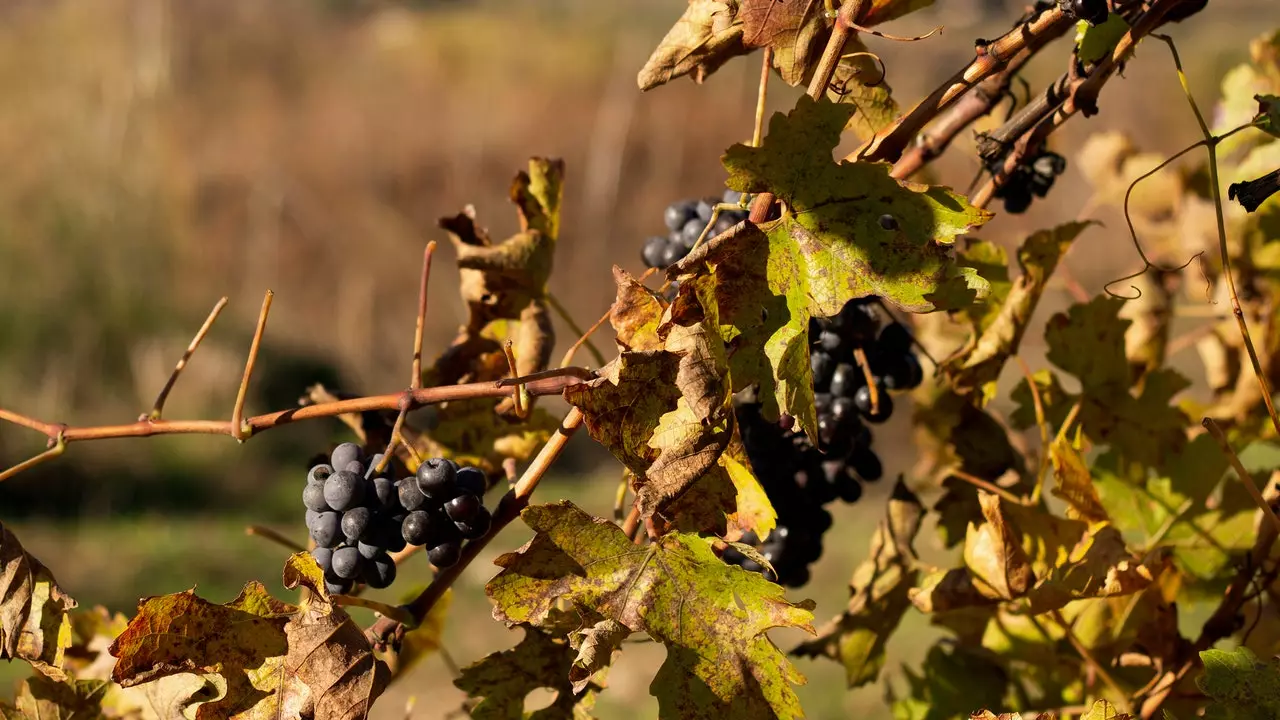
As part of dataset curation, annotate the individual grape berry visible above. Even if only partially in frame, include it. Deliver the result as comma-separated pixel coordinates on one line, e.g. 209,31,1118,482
429,541,462,568
1000,180,1033,214
357,539,383,560
330,442,363,471
836,472,863,503
878,322,912,355
445,493,482,523
882,354,924,391
325,578,353,596
642,236,668,268
664,201,697,232
416,458,458,499
853,383,894,423
307,464,333,485
305,509,320,529
831,396,857,423
397,479,427,512
811,352,834,391
1033,151,1066,177
303,482,329,512
1069,0,1108,25
384,517,408,553
371,477,396,511
342,507,372,542
311,546,334,574
660,240,684,267
829,363,861,398
331,546,362,580
324,470,364,511
455,467,487,496
363,552,397,590
402,510,433,546
310,511,341,548
852,450,884,482
457,507,492,540
695,197,716,222
878,213,899,231
680,218,704,249
817,330,845,354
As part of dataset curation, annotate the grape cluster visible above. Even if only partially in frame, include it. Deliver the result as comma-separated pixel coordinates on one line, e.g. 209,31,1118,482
303,443,492,595
640,190,749,271
993,150,1067,215
723,298,924,587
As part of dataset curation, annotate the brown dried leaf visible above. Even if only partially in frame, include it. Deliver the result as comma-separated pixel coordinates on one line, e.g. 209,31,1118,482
637,0,747,90
609,266,664,352
740,0,828,85
568,619,629,694
1025,526,1166,614
0,521,78,679
963,493,1034,601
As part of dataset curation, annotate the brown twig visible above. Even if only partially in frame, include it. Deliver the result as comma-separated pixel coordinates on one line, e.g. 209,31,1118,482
410,242,437,390
1203,417,1280,534
853,347,879,414
1051,609,1133,714
367,407,585,646
622,505,641,541
546,292,606,367
560,306,612,368
753,47,772,148
245,525,306,554
951,468,1027,506
231,290,274,441
146,297,229,421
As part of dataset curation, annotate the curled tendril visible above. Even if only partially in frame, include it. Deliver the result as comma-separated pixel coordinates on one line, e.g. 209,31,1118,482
848,22,942,43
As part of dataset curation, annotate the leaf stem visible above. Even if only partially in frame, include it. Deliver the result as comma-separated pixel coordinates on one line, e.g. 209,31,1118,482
949,468,1027,506
147,296,228,421
546,292,606,367
1051,609,1133,714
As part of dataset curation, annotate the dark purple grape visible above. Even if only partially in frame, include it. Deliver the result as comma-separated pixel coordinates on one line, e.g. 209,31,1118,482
402,510,433,546
680,218,704,249
416,458,458,499
1000,181,1033,214
836,472,863,503
331,546,362,580
325,578,353,596
831,396,857,422
853,383,894,423
310,512,341,548
660,240,685,267
829,363,862,398
428,542,462,568
851,450,884,482
811,352,834,391
330,442,364,471
445,493,482,522
371,477,396,511
455,467,487,496
817,330,844,354
324,470,364,512
311,546,334,574
457,507,492,540
695,197,716,222
303,483,329,512
664,201,697,232
342,507,372,542
877,323,912,355
878,213,899,231
883,354,924,391
363,552,396,590
397,479,427,512
305,509,320,528
343,460,366,477
642,236,668,268
357,540,383,560
307,464,333,485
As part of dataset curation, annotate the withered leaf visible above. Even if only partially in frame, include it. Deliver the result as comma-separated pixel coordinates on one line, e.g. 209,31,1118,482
637,0,748,90
1049,436,1109,523
964,493,1034,601
455,618,601,720
568,619,629,694
609,266,664,352
0,521,77,679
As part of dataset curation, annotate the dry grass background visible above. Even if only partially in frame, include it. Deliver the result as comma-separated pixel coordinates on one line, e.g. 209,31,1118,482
0,0,1274,717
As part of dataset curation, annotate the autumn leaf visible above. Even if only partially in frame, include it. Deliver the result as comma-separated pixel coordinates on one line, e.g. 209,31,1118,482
454,620,601,720
1024,525,1165,614
1080,700,1135,720
739,0,828,85
1049,436,1109,523
1076,14,1130,64
792,479,923,687
2,675,110,720
830,37,899,142
609,266,664,352
0,521,78,680
487,502,815,719
568,619,629,694
108,553,389,720
889,643,1008,720
944,222,1090,400
964,493,1034,601
637,0,747,90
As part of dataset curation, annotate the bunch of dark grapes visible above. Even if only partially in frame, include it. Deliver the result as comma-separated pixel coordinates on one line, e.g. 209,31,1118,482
640,190,749,271
723,298,924,587
303,443,492,595
992,149,1067,214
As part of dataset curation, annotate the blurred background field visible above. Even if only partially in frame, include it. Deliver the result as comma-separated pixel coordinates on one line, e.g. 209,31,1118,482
0,0,1273,717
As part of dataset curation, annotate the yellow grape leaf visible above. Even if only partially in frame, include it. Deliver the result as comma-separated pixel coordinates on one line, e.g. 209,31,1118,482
0,521,77,680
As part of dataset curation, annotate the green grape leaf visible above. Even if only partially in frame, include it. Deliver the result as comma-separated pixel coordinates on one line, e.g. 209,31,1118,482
454,621,601,720
955,238,1011,334
720,95,992,314
1255,94,1280,137
108,554,390,720
1044,295,1130,391
1199,647,1280,720
792,479,923,688
0,521,78,680
830,37,899,142
1009,369,1073,432
487,502,815,720
1075,15,1130,65
638,0,747,91
1081,699,1135,720
944,222,1089,399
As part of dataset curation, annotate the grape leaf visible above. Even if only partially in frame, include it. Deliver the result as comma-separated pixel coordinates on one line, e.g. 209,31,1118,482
609,266,664,352
719,96,992,314
1199,647,1280,720
1023,525,1165,614
454,621,601,720
1049,436,1109,523
955,239,1011,334
637,0,747,90
739,0,828,85
1044,295,1130,391
830,37,899,142
963,493,1034,601
487,502,815,719
0,521,78,680
1075,14,1130,65
792,479,923,687
568,619,628,694
944,222,1089,400
890,643,1007,720
1081,700,1135,720
1009,369,1072,432
1255,94,1280,137
2,675,110,720
109,553,389,720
